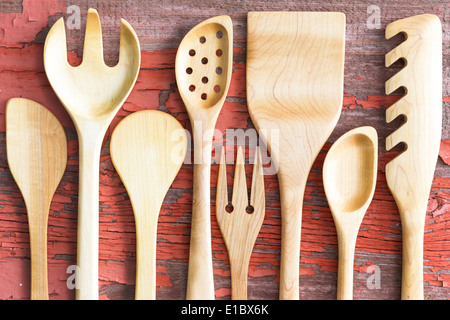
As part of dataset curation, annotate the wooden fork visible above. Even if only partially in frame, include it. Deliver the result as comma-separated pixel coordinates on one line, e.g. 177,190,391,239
216,146,265,300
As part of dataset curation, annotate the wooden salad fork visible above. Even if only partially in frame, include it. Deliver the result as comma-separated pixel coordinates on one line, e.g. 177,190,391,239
216,146,265,300
43,8,140,299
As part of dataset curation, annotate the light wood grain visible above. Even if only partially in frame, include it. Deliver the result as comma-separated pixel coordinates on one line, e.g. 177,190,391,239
175,15,233,300
6,98,67,300
43,8,140,300
246,11,346,300
323,126,377,300
216,146,265,300
385,14,442,300
110,110,187,300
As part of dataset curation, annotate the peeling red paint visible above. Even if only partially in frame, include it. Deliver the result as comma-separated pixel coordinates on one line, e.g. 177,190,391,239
0,0,65,48
0,2,448,300
439,139,450,165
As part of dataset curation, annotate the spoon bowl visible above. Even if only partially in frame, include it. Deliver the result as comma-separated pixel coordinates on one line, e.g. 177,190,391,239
44,8,140,121
323,126,378,300
176,19,232,110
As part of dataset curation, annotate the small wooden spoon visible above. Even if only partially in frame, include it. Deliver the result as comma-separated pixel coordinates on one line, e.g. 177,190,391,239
110,110,187,300
175,15,233,299
322,126,378,300
6,98,67,300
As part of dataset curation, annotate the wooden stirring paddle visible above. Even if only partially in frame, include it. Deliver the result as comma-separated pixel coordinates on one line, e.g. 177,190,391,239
110,110,187,300
247,12,346,299
6,98,67,300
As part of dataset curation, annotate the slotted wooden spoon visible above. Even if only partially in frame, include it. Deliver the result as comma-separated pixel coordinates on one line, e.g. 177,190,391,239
385,14,442,300
110,110,187,300
323,126,378,300
6,98,67,300
44,8,140,299
247,12,346,299
175,15,233,300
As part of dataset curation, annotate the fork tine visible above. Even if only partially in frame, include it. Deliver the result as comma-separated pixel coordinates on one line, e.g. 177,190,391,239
231,147,248,210
250,146,265,210
44,18,70,71
216,146,228,214
82,8,104,65
118,18,141,67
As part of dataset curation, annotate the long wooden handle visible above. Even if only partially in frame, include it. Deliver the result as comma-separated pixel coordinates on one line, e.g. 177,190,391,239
400,205,426,300
28,206,50,300
279,183,305,300
186,124,215,300
336,230,358,300
230,259,249,300
135,211,158,300
76,132,103,300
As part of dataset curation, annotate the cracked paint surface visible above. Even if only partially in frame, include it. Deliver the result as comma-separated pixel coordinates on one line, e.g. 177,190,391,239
0,0,448,300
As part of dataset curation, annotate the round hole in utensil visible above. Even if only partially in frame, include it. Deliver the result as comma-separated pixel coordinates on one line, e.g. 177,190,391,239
245,205,254,214
216,67,222,75
202,76,208,84
225,204,234,213
216,30,223,39
216,49,223,57
201,93,207,100
201,57,208,64
214,85,220,93
189,49,196,56
189,85,195,92
199,36,206,44
186,67,193,74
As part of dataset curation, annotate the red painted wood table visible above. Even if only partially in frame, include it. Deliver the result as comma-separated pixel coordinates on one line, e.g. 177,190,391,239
0,0,448,300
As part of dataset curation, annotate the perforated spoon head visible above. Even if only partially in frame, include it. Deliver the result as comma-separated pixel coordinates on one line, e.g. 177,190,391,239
175,15,233,121
44,8,140,126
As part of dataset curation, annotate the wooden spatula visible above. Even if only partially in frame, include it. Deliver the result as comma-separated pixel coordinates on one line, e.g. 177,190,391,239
6,98,67,300
110,110,187,300
385,14,442,300
247,12,346,299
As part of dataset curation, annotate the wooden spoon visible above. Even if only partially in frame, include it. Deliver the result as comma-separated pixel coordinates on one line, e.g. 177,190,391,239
6,98,67,300
175,15,233,299
110,110,187,300
43,8,140,299
323,126,378,300
246,11,346,299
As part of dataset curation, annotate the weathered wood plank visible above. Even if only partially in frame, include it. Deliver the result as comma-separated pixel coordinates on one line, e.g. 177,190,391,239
0,0,448,300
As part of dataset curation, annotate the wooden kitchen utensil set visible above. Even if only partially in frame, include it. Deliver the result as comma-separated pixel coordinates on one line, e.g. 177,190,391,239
3,9,442,300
